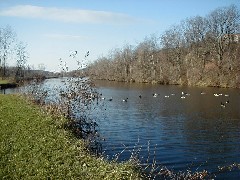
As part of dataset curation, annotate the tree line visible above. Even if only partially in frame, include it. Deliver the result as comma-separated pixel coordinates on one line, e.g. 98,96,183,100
87,5,240,88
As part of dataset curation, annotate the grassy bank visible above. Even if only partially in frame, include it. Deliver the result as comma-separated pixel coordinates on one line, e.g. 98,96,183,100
0,80,9,85
0,78,15,84
0,94,141,179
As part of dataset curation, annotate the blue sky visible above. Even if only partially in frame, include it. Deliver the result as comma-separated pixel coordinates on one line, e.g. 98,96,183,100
0,0,239,72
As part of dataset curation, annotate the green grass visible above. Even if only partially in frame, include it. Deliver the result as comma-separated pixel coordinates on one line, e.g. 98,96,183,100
0,77,15,85
0,94,142,179
0,79,9,85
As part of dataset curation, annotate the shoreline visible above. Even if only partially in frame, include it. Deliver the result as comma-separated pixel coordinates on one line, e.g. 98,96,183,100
92,78,240,89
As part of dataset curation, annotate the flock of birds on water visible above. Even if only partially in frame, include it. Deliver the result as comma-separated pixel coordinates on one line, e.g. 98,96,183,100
99,91,230,108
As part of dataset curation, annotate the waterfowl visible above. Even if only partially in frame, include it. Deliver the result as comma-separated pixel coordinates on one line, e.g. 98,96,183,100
165,95,170,98
108,97,113,101
171,93,175,96
139,95,142,98
153,93,158,97
182,91,190,96
200,91,206,95
224,94,229,97
181,96,186,99
221,102,226,108
122,98,128,102
226,100,229,104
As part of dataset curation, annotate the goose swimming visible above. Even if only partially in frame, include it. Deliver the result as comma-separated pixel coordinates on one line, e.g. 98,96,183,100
122,98,128,102
221,102,226,108
182,91,190,96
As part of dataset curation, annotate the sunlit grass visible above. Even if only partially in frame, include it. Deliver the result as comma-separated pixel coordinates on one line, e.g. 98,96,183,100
0,79,9,84
0,94,142,179
0,77,15,85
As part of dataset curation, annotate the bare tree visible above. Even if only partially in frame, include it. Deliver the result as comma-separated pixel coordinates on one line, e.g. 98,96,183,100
15,41,28,82
121,44,135,81
183,16,209,82
184,16,208,56
0,25,16,78
160,24,187,84
206,5,240,69
131,34,160,83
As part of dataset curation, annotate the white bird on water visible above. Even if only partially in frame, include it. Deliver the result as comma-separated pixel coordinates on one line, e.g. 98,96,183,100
182,91,190,96
221,102,226,108
122,98,128,102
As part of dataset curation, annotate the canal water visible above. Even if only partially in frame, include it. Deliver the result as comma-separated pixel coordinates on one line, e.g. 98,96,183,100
2,78,240,179
93,80,240,179
0,87,17,94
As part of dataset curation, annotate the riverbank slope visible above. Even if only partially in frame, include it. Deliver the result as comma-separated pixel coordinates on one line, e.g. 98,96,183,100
0,94,141,179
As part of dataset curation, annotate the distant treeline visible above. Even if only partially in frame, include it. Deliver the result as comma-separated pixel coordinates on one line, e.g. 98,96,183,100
87,5,240,88
3,66,58,82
